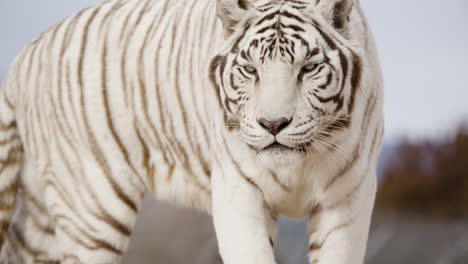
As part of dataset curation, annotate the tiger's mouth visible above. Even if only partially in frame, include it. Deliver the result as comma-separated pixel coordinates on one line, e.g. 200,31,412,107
247,140,313,167
263,142,295,151
261,141,311,154
247,140,312,155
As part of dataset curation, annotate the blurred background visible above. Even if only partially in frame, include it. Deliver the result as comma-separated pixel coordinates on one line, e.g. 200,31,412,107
1,0,468,263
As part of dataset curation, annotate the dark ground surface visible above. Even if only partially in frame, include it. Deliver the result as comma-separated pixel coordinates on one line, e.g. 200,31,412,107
123,197,468,264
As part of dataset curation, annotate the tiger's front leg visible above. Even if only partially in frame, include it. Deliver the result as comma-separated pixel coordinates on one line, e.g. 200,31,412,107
211,158,277,264
307,173,376,264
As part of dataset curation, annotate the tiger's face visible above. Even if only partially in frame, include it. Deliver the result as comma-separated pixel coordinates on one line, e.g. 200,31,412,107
211,0,362,166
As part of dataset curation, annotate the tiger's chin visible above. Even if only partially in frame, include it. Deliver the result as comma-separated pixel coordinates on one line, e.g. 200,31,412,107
254,142,307,168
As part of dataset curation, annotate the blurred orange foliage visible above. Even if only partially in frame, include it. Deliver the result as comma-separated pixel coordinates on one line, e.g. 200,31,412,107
375,124,468,219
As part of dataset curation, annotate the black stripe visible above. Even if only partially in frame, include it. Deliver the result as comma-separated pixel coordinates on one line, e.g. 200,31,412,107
256,23,276,34
306,47,320,60
222,137,262,193
209,55,227,110
101,8,147,190
287,0,308,5
118,2,137,43
24,40,40,82
11,223,42,256
312,49,348,113
55,215,123,255
79,6,139,214
290,33,307,44
280,10,305,23
230,23,251,53
172,1,210,190
255,11,279,26
317,71,332,89
348,54,363,113
255,2,276,12
121,0,159,107
323,91,377,191
236,67,249,79
28,210,55,236
187,0,213,177
97,0,126,36
77,7,137,236
48,91,109,236
140,0,172,164
269,170,291,192
326,124,383,210
308,219,353,253
312,22,338,50
135,124,155,191
57,13,83,141
279,23,305,32
164,9,193,167
53,129,132,238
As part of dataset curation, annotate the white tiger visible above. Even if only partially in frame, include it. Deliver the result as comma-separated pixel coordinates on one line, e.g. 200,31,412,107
0,0,383,263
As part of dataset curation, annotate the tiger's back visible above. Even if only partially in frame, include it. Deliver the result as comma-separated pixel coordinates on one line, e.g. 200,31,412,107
12,0,221,199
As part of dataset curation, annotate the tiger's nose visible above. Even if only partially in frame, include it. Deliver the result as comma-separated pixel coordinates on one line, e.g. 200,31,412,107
257,117,292,136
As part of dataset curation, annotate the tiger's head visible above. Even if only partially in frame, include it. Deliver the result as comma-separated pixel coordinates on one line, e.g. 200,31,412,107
210,0,363,166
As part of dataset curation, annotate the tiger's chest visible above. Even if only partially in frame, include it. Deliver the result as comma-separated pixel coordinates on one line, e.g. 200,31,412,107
243,165,326,219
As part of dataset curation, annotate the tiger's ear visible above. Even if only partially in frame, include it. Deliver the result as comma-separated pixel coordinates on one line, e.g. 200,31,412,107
217,0,252,36
315,0,354,33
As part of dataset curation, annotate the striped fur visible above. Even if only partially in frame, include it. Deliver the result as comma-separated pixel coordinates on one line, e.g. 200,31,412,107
0,0,383,263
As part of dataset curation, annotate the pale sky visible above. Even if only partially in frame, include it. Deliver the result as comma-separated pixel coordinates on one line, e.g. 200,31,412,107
1,0,467,142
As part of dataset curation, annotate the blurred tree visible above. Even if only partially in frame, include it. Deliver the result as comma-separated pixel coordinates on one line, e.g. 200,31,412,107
375,124,468,219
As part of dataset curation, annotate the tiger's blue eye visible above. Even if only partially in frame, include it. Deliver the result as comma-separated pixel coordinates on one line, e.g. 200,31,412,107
243,65,257,74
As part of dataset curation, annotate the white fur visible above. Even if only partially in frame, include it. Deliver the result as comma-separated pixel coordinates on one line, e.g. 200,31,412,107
0,0,383,263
